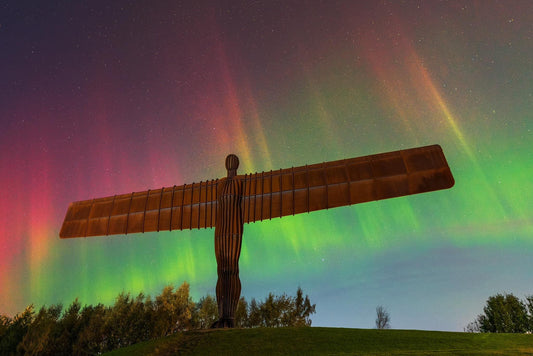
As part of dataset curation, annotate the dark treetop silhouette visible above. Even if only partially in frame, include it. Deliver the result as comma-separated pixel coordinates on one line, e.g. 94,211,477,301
60,144,454,328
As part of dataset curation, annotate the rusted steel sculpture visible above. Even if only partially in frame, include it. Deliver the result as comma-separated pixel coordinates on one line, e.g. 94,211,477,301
213,154,243,327
60,144,454,327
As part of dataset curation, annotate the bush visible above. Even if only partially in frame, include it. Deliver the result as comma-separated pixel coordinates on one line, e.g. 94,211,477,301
1,284,315,354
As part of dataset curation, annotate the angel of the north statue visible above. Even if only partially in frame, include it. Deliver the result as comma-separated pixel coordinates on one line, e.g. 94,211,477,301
60,144,454,328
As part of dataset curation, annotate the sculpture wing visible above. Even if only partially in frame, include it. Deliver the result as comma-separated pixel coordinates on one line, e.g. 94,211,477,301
60,144,454,238
60,180,220,238
241,144,454,223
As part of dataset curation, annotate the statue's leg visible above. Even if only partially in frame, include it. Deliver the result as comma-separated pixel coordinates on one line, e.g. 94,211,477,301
213,232,242,328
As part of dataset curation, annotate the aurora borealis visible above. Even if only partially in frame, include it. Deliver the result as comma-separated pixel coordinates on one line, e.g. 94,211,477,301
1,1,532,331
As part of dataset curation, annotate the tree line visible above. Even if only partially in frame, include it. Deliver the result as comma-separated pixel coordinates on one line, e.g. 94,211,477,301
465,293,533,333
0,282,315,355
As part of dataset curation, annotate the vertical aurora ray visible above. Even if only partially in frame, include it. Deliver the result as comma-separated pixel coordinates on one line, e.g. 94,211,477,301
346,9,524,250
0,138,24,314
206,35,276,174
299,63,343,156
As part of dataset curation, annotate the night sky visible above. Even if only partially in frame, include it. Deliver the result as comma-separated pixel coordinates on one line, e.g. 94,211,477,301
1,1,532,331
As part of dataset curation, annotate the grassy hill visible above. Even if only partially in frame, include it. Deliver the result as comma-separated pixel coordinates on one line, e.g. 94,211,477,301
105,327,533,355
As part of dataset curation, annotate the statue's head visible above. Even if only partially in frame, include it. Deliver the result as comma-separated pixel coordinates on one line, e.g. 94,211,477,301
225,154,239,177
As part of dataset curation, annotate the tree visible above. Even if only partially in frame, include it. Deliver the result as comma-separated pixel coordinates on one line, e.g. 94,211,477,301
272,293,293,327
73,303,109,355
235,297,249,328
0,314,12,351
464,320,480,333
248,298,261,328
55,299,83,355
152,282,195,336
17,304,62,355
0,283,318,354
375,305,391,329
193,295,218,329
248,288,316,328
260,293,281,327
525,295,533,332
103,292,154,350
290,287,316,327
474,293,529,333
0,314,10,339
0,305,34,355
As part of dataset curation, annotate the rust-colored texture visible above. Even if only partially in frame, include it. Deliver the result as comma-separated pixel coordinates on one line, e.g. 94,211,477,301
213,154,243,328
60,144,454,327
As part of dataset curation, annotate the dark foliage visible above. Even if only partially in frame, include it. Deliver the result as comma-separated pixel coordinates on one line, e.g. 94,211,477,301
0,283,315,355
467,293,532,333
232,287,316,328
192,295,218,329
0,305,34,355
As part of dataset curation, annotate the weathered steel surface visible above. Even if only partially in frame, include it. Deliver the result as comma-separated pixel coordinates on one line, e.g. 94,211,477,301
60,181,219,238
212,154,243,328
241,144,454,222
59,144,454,327
60,144,453,238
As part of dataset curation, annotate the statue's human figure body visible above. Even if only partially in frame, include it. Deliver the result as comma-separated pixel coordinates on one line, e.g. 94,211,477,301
212,154,243,328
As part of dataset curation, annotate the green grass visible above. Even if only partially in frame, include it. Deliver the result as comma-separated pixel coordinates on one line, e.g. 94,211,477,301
105,327,533,356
